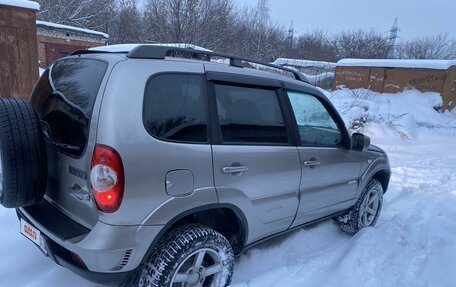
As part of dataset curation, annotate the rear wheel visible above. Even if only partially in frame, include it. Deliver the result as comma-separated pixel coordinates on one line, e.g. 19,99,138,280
139,224,234,287
337,178,383,234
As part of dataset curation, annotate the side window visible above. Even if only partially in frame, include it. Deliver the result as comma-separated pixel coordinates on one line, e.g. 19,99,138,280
214,84,288,144
287,90,343,147
143,74,207,143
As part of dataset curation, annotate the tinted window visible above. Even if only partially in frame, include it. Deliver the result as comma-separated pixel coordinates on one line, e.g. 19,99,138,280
143,74,207,143
30,58,107,156
287,91,343,147
214,84,288,144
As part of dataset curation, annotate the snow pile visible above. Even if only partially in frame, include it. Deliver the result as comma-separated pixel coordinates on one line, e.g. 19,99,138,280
0,0,39,10
305,72,334,89
326,88,456,141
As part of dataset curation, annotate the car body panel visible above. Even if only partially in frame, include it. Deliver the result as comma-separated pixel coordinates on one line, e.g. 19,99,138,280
95,59,217,226
291,147,362,226
212,145,301,243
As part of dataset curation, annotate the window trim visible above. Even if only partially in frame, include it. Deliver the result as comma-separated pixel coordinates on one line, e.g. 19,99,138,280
284,88,351,149
206,71,282,88
142,72,210,145
207,79,295,146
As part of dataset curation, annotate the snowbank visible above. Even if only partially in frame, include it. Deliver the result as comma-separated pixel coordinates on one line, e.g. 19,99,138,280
326,88,456,141
36,21,108,38
0,0,39,10
337,59,456,70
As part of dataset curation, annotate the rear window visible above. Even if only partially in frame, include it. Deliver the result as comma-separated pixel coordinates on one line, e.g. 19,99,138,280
30,58,107,156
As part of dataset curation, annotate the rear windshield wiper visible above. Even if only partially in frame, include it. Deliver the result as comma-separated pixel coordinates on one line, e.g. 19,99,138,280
41,120,81,151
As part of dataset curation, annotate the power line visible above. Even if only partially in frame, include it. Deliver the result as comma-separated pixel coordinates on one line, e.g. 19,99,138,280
288,21,294,47
387,18,400,57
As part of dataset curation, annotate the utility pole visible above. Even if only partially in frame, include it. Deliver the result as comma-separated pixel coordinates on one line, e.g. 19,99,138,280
387,18,399,58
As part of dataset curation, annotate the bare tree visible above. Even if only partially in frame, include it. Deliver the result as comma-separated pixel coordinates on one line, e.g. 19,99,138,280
36,0,116,31
395,33,456,59
230,0,286,61
334,29,391,59
142,0,235,51
288,29,337,62
110,0,143,44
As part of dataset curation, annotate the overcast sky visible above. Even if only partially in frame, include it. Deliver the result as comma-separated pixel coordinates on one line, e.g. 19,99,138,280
234,0,456,40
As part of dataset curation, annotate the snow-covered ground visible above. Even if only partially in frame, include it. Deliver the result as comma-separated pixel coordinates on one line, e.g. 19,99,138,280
1,89,456,287
231,89,456,287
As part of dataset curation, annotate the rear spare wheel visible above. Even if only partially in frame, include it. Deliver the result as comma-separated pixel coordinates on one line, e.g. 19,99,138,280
0,98,47,208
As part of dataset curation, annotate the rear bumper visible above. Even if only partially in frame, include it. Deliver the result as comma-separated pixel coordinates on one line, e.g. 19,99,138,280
17,200,163,285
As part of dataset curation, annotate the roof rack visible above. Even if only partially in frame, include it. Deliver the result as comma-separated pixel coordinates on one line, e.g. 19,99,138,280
125,45,308,83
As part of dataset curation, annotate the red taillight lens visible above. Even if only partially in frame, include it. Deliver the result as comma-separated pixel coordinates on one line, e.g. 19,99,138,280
90,144,124,213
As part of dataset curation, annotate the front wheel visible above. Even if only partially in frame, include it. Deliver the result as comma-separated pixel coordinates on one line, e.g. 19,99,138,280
337,178,384,234
139,224,234,287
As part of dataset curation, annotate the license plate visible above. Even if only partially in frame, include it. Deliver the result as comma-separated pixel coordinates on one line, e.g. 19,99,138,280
20,219,48,255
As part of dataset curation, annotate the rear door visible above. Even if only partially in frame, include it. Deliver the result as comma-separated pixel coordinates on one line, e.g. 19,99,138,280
285,90,362,227
209,79,301,240
30,57,109,228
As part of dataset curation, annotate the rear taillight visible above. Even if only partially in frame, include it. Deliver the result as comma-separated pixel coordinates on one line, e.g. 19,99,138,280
90,144,124,213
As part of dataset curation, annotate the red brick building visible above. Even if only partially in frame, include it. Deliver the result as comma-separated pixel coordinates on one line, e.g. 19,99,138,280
36,21,108,68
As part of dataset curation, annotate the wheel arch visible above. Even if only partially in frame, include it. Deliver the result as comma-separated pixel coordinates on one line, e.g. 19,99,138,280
372,169,391,193
133,203,248,282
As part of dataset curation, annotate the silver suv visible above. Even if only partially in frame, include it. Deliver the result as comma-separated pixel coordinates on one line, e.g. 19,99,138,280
0,45,390,287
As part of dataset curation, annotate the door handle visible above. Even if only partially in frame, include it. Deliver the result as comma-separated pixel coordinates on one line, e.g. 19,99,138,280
221,165,248,174
303,160,321,167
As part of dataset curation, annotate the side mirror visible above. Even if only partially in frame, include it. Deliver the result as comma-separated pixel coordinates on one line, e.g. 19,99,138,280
351,133,370,151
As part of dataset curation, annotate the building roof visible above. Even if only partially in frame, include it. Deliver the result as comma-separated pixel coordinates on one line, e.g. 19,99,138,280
337,59,456,70
36,20,109,39
0,0,39,10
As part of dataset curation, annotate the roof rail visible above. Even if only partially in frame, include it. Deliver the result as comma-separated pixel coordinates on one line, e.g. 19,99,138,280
71,50,117,56
126,45,308,83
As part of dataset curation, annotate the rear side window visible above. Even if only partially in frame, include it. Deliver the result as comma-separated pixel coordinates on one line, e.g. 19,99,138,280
214,84,288,144
143,74,207,143
30,58,107,156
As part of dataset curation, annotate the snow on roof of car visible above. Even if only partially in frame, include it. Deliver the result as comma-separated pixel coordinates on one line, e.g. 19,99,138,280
337,59,456,70
272,58,336,69
0,0,39,10
36,21,109,38
90,43,212,53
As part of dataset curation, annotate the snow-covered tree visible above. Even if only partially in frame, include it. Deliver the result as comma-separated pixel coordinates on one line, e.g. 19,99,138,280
110,0,143,44
36,0,116,31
